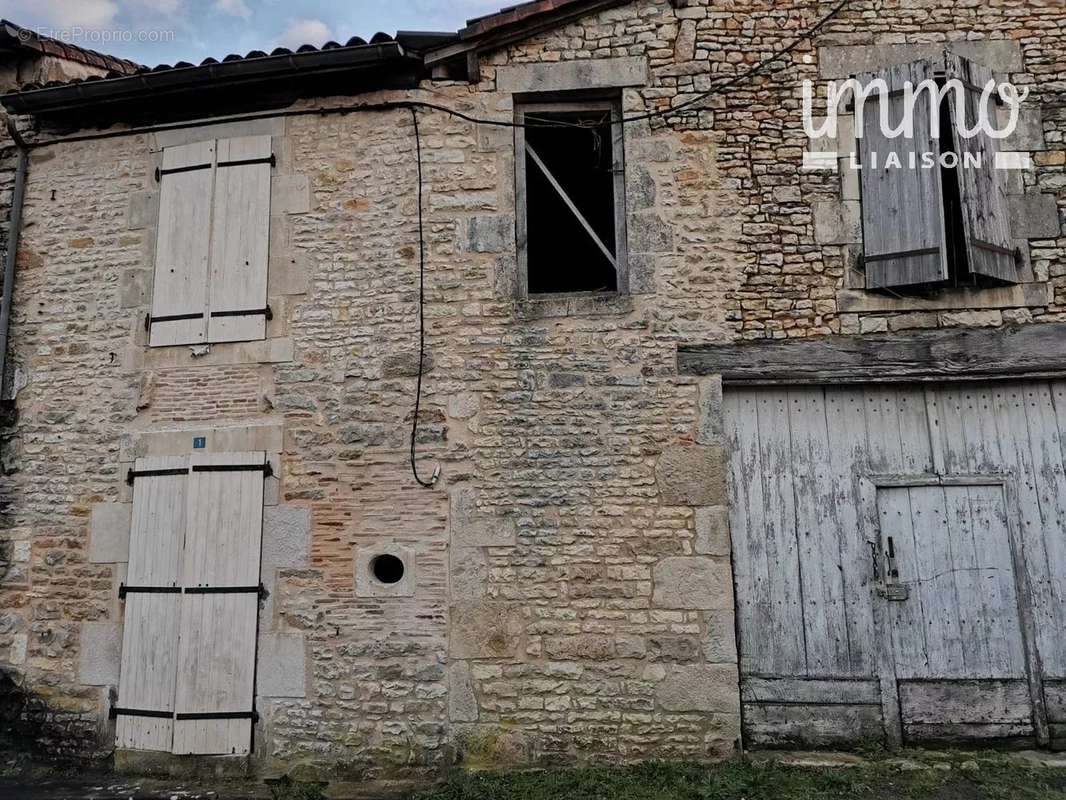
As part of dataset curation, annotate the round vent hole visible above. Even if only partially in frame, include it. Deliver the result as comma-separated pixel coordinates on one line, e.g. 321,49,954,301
370,554,405,585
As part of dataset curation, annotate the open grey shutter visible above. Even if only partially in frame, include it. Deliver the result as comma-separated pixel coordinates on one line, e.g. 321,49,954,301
946,55,1018,284
172,451,266,756
858,59,949,289
150,142,215,346
207,136,272,344
115,456,188,752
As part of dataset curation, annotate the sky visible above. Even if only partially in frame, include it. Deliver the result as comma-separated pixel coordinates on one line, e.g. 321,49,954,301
0,0,506,66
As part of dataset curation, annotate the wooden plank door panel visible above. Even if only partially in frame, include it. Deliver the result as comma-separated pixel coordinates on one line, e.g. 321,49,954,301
857,59,949,289
207,136,272,344
150,141,215,347
173,451,265,756
115,456,187,752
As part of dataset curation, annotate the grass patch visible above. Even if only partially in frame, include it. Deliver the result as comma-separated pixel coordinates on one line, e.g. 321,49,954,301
408,753,1066,800
268,775,327,800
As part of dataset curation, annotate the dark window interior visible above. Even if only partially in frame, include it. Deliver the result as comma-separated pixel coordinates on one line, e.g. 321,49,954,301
523,108,617,294
938,83,973,288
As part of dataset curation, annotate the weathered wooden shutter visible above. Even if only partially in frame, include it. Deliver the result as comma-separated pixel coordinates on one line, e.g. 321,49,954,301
946,55,1018,284
207,136,272,344
172,451,267,756
858,59,949,289
115,456,188,751
150,142,215,347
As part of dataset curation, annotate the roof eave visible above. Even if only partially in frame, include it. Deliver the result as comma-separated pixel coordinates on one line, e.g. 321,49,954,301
1,41,412,115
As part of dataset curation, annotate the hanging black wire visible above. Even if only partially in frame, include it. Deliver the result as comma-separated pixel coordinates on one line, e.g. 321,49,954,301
408,107,438,488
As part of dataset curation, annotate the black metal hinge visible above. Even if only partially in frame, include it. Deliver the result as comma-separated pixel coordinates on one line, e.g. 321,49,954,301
126,467,188,485
210,305,273,321
154,163,212,182
191,461,273,477
120,583,267,599
118,583,182,599
217,154,275,170
175,710,259,722
110,707,258,723
145,311,205,331
185,583,267,598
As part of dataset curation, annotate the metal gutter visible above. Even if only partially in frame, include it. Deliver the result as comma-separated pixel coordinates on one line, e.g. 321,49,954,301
1,41,413,115
0,117,27,400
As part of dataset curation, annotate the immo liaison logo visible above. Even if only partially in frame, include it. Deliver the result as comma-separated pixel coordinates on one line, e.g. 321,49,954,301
802,75,1031,172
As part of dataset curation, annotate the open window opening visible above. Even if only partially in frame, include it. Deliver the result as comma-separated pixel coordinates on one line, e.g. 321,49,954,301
937,81,972,288
516,98,626,296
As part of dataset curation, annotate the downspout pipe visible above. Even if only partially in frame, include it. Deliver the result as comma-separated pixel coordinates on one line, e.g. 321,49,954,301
0,116,27,401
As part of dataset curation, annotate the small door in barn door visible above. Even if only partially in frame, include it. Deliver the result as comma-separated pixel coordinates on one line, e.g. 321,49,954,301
874,480,1034,741
173,451,266,756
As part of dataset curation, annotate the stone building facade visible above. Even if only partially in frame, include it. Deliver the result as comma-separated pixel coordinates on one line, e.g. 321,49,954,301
0,0,1063,787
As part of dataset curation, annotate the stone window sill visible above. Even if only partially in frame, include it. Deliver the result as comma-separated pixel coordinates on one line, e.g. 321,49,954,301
837,283,1050,314
514,292,633,319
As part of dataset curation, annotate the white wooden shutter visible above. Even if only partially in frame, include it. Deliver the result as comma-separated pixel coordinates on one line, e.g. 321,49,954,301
115,456,188,752
150,142,215,347
207,136,272,344
946,55,1019,284
858,59,950,289
172,451,266,756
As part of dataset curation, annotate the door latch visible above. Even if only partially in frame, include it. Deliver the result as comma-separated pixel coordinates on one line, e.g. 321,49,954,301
877,536,910,601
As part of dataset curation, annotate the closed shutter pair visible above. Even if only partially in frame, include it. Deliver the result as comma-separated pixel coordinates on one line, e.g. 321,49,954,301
858,54,1017,290
115,452,268,756
149,136,272,347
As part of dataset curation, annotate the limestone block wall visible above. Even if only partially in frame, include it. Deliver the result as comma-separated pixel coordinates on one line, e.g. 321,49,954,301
0,0,1061,781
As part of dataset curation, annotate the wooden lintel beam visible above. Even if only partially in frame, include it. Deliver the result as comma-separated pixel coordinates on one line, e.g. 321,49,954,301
678,324,1066,385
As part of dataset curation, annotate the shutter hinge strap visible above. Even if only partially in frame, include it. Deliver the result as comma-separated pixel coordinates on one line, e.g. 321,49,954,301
175,710,259,722
118,583,182,599
120,583,267,598
109,707,258,723
145,311,205,331
154,163,212,182
217,154,275,169
191,462,273,477
126,467,189,485
209,305,273,321
862,246,941,263
184,583,267,598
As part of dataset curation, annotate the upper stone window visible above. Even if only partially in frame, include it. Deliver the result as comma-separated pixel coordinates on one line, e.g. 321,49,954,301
856,54,1019,292
514,97,628,296
148,136,273,347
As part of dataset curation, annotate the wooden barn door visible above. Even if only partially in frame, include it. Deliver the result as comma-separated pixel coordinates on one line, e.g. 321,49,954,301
725,384,1055,749
115,452,267,755
874,479,1035,742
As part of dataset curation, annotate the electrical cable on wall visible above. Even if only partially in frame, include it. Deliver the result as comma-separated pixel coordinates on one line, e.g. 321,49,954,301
408,107,440,489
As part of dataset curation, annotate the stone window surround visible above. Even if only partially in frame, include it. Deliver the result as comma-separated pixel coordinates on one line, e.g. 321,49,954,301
124,116,309,368
514,95,629,299
494,56,651,318
812,40,1061,314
